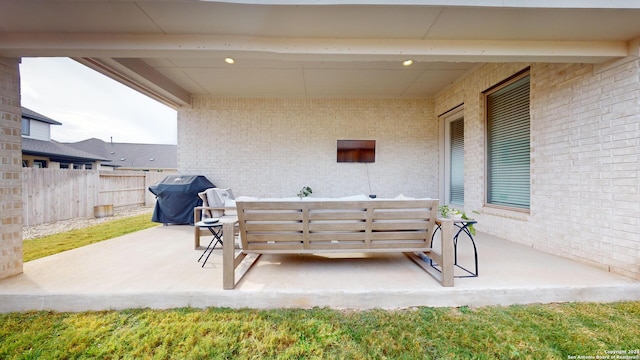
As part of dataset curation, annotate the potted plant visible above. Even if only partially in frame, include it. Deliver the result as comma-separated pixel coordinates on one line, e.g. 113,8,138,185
439,205,479,235
297,186,313,199
439,205,461,219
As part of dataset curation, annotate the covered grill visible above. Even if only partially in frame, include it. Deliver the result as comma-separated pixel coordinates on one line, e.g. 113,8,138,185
149,175,214,225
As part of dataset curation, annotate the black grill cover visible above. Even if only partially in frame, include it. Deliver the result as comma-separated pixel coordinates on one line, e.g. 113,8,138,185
149,175,215,225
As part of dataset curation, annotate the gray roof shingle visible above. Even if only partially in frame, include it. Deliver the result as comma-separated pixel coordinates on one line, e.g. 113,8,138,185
22,107,62,125
22,138,108,162
65,138,177,169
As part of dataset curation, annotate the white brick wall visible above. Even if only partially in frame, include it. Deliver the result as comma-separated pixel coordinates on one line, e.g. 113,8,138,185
435,59,640,280
178,98,438,199
178,60,639,280
532,60,640,279
0,57,23,280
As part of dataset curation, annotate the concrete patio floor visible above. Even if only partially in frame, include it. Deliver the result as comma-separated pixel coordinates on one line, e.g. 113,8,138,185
1,224,639,312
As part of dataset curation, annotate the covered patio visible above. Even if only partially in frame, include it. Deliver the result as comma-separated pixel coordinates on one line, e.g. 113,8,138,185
1,224,638,313
1,1,639,299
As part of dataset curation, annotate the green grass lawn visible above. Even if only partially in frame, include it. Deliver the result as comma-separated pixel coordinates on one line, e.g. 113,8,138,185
23,213,159,262
1,303,639,359
11,212,640,359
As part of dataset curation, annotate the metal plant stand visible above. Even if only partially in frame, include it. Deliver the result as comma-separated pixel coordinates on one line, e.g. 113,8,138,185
430,219,479,278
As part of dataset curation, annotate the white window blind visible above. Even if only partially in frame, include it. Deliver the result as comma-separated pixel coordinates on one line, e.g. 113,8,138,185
486,74,530,209
449,118,464,205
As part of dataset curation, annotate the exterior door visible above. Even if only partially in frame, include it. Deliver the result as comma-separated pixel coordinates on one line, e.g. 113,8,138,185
441,107,464,206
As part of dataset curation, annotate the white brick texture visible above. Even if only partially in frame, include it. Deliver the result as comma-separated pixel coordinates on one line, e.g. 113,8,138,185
435,59,640,280
0,57,23,280
179,60,639,280
178,98,438,199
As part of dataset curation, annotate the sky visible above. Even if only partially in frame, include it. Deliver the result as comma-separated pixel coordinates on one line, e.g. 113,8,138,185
20,57,178,145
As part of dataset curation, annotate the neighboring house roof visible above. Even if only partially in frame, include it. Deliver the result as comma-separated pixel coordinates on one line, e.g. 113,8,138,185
65,138,177,170
22,107,62,125
19,106,175,168
21,106,107,164
22,138,108,163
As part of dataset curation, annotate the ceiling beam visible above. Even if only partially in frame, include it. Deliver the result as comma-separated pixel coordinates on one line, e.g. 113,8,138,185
74,57,190,108
0,33,629,63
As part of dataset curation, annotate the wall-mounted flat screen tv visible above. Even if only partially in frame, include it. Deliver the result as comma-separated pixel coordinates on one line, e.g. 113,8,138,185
337,140,376,163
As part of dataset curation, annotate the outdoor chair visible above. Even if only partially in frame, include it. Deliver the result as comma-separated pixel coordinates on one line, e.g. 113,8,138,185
198,188,236,218
193,188,238,252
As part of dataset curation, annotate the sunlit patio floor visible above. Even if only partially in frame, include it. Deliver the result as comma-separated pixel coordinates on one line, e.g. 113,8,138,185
1,224,638,312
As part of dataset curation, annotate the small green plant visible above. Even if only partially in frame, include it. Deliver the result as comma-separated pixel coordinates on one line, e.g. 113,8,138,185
462,211,479,236
439,206,480,235
439,205,461,218
297,186,313,199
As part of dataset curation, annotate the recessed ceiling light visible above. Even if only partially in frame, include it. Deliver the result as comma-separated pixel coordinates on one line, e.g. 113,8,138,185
402,59,413,67
225,57,235,64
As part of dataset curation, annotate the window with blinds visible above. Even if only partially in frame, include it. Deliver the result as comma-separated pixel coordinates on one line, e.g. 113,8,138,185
486,73,530,210
449,118,464,205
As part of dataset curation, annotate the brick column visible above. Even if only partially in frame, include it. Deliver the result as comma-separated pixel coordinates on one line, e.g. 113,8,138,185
0,57,23,280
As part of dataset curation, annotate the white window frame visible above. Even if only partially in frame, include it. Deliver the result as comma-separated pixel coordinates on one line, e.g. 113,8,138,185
439,105,464,207
484,70,531,212
21,118,30,136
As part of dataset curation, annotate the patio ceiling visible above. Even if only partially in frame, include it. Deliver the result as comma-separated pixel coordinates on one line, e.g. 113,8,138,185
1,1,639,107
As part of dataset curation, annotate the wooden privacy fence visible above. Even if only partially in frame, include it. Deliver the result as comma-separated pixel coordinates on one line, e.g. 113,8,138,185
22,169,171,226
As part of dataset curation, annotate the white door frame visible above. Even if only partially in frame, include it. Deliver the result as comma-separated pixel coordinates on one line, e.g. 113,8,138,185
439,105,464,206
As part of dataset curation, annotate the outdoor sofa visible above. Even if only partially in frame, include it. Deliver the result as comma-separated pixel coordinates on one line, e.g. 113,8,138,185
194,195,455,289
